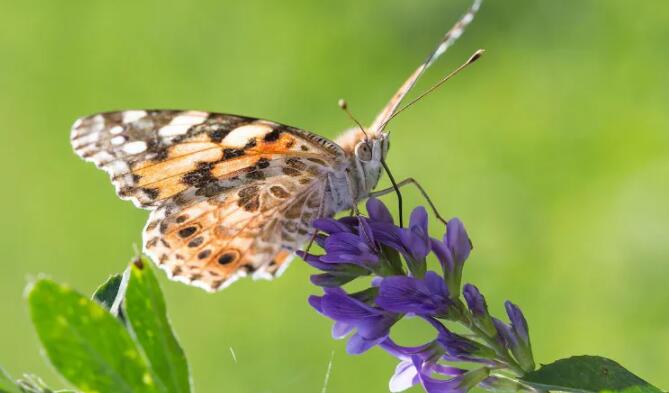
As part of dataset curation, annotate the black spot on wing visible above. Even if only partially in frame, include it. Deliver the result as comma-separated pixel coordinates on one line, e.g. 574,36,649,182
142,187,160,200
178,226,197,238
245,138,257,149
263,129,281,142
256,157,270,169
217,252,236,265
223,148,245,160
182,162,216,188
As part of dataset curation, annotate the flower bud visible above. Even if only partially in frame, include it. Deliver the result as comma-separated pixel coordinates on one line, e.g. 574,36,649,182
462,284,496,337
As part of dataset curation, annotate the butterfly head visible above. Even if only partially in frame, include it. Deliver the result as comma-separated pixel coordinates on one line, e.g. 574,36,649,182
348,131,390,198
354,131,389,164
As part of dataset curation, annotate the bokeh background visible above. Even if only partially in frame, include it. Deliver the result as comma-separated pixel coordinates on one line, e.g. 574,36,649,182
1,0,668,391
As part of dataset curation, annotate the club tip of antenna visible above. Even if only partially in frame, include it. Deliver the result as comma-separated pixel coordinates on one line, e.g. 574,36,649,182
467,49,485,64
338,98,348,109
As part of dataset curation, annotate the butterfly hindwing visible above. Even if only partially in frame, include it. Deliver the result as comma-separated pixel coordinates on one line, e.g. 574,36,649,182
142,157,329,291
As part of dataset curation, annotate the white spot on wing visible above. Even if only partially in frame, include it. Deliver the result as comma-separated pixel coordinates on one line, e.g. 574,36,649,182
122,111,147,123
159,124,191,137
222,123,273,147
111,136,125,145
72,132,100,147
105,160,130,176
159,111,208,137
110,125,124,135
170,111,209,125
90,151,114,164
122,141,147,154
91,115,105,133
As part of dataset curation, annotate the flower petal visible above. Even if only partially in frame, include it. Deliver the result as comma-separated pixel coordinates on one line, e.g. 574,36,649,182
367,197,394,224
321,290,378,321
445,218,471,264
412,357,489,393
398,206,430,260
308,295,323,313
346,332,386,354
332,321,354,339
377,272,450,316
462,284,487,316
431,238,455,274
313,218,353,234
505,301,529,344
410,206,428,231
389,360,419,392
310,273,357,287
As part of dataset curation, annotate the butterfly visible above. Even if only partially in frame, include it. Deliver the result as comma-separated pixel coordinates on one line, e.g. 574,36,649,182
70,0,482,292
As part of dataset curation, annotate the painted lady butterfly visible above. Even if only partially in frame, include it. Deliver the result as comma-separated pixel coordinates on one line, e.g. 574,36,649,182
71,0,482,291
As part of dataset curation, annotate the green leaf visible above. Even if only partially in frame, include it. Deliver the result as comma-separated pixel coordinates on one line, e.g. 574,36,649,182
92,273,124,312
28,279,163,393
0,367,21,393
521,355,664,393
124,258,191,393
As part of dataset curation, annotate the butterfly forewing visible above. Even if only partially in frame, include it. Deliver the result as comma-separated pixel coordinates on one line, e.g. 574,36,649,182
71,110,343,208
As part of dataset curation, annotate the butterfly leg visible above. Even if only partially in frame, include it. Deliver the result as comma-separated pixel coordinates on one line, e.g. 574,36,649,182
343,168,376,242
369,177,448,226
344,168,362,216
303,185,329,255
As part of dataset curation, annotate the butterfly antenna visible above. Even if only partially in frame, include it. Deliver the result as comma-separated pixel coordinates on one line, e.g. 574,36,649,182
381,49,485,130
338,99,369,140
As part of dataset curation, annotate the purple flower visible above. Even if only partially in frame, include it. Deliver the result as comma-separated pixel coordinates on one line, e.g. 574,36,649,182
462,284,487,316
380,337,445,363
411,356,490,393
301,198,535,393
381,335,494,393
367,197,394,224
317,217,379,265
423,316,497,362
376,272,454,317
309,287,399,354
298,216,383,287
380,338,467,393
505,301,530,347
462,284,496,336
431,218,472,296
389,359,467,393
299,251,370,288
399,206,431,261
493,302,534,372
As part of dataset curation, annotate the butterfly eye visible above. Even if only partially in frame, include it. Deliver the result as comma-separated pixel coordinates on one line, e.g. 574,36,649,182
355,142,373,161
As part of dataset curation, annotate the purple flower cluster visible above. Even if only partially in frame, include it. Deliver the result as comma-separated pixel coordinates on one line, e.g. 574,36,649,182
299,198,535,393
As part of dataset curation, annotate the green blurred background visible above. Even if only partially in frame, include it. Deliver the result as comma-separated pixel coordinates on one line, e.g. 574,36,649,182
1,0,668,391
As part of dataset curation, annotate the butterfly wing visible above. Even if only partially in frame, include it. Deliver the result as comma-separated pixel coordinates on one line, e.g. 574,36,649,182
71,110,345,290
368,0,482,134
71,110,344,208
143,165,327,291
